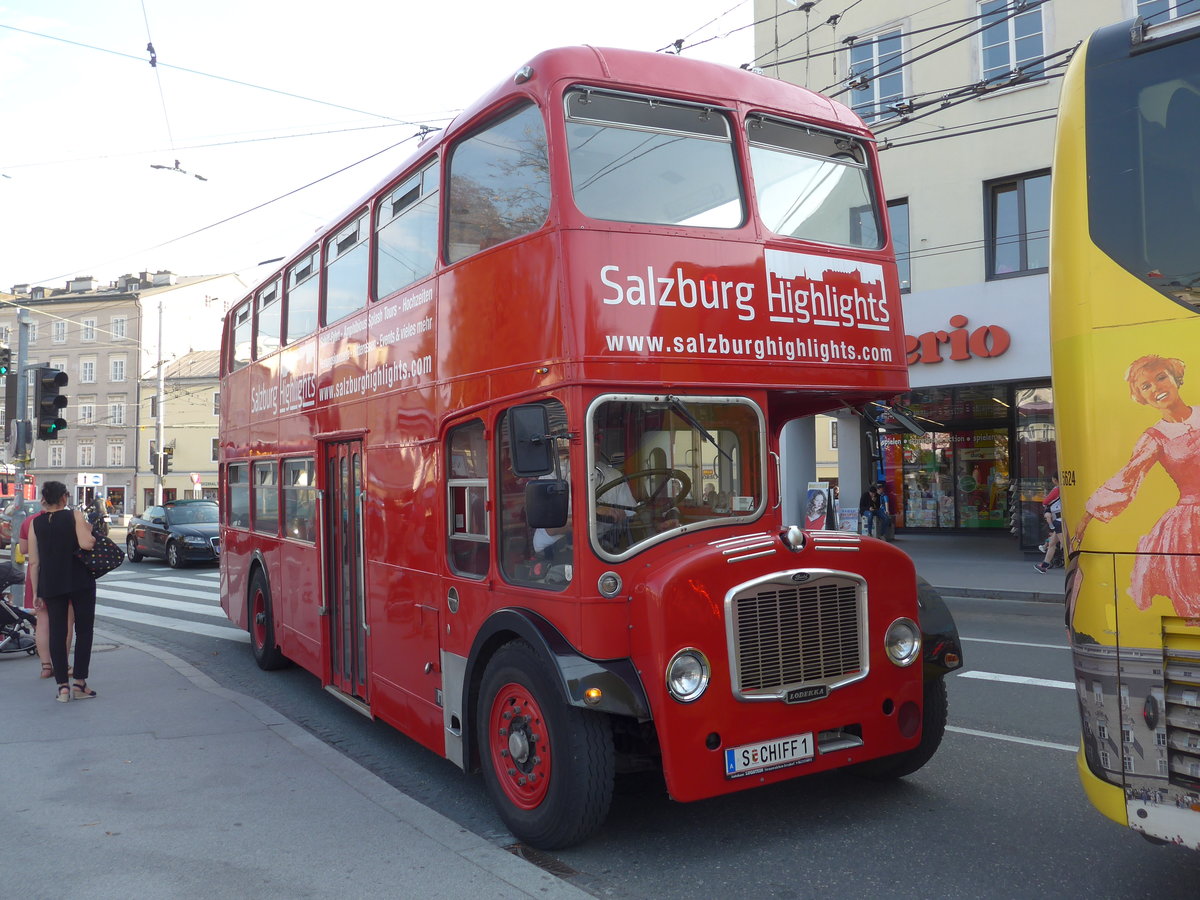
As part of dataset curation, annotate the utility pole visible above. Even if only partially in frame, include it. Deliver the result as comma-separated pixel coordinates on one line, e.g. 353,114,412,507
154,300,165,506
14,307,31,493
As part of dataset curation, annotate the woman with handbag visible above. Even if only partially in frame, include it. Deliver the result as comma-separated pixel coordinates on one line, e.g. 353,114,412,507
27,481,97,703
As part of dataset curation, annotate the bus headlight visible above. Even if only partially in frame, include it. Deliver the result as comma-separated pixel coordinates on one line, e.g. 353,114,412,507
666,648,710,702
884,618,921,667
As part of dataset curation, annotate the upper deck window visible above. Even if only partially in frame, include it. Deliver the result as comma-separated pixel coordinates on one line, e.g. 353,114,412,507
230,302,252,371
446,103,550,264
255,278,281,358
565,89,743,228
377,160,440,298
324,212,369,325
747,116,881,249
286,249,320,344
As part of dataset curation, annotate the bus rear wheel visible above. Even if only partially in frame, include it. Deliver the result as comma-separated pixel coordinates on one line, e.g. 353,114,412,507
848,677,948,780
478,640,614,849
249,569,286,671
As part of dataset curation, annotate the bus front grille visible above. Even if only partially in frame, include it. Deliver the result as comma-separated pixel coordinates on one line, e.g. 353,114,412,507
729,576,866,699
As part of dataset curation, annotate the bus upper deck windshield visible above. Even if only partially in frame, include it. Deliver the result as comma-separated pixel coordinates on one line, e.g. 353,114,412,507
564,87,881,248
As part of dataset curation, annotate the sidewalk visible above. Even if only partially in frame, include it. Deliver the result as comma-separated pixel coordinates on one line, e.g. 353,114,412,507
896,531,1066,602
0,629,590,900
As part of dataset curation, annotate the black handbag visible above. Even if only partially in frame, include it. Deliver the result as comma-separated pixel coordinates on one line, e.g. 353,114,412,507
76,534,125,578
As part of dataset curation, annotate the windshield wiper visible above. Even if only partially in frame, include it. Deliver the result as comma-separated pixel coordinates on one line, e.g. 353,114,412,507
667,395,733,463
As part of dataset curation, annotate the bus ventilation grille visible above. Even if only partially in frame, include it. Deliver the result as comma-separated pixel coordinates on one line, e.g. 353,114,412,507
1163,618,1200,791
730,578,863,697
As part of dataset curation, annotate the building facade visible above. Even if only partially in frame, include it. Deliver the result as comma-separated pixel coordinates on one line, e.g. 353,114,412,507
137,350,221,509
755,0,1193,548
2,271,245,516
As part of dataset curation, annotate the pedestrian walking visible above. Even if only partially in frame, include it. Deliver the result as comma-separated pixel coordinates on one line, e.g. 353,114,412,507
1035,475,1063,573
27,481,97,703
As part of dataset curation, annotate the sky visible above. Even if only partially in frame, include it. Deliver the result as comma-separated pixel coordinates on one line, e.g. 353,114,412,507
0,0,755,295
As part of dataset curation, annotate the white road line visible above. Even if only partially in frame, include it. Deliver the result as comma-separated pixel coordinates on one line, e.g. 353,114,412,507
956,670,1075,690
95,606,248,641
961,636,1067,650
96,591,225,618
98,584,217,602
947,725,1077,753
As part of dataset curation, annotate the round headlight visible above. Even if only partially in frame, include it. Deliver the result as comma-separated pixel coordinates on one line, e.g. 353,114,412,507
884,617,921,667
666,648,711,703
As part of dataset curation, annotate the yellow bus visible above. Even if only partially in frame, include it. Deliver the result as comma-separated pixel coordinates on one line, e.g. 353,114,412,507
1051,11,1200,848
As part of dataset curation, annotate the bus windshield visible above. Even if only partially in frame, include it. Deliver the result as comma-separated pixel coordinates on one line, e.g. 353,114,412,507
589,395,764,558
1086,34,1200,307
747,115,881,249
564,89,744,227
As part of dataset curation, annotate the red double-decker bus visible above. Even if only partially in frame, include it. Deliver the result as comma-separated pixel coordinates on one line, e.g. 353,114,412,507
219,45,962,848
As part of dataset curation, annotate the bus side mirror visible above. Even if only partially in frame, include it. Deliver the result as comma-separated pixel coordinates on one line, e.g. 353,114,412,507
509,404,555,477
526,479,568,529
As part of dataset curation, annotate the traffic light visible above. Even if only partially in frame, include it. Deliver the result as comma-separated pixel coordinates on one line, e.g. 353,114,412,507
35,366,68,440
0,346,11,376
162,448,173,474
150,450,161,475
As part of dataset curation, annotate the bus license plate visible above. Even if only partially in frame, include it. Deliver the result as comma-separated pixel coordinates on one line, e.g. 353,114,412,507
724,732,814,778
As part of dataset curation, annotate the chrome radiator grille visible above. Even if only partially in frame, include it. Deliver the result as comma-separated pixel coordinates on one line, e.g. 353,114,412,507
730,577,865,697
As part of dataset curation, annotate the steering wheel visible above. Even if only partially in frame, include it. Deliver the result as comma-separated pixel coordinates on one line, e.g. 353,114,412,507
595,468,692,510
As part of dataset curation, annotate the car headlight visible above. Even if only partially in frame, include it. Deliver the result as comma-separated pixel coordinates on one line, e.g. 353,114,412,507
884,617,921,667
666,648,710,703
183,536,207,545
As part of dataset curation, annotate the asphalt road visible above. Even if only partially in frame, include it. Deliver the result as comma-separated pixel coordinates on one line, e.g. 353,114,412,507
65,563,1200,899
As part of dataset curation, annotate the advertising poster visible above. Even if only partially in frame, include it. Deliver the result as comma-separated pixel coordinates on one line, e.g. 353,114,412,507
804,481,829,530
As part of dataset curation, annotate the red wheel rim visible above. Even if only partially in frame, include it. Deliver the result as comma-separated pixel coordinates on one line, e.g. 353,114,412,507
487,681,552,810
251,588,266,649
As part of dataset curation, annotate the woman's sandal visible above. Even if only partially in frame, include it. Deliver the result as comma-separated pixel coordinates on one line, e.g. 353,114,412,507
39,663,54,679
71,681,97,700
55,684,71,703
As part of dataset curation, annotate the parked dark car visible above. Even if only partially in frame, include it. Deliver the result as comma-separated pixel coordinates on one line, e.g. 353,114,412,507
127,500,220,568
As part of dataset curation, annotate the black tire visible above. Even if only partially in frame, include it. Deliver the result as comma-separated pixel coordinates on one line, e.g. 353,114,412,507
126,535,143,562
166,541,186,569
249,568,287,670
477,640,614,849
848,677,948,780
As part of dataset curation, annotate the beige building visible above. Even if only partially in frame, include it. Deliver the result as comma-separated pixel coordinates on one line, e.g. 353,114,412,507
136,350,221,511
755,0,1193,548
2,272,246,516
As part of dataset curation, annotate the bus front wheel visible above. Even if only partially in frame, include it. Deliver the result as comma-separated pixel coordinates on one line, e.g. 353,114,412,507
249,569,286,671
477,640,614,849
848,677,948,780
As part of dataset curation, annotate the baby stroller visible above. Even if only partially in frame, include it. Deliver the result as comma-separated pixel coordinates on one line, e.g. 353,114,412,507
0,560,36,656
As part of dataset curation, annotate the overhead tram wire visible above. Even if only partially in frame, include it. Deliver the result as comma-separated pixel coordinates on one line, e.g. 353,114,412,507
29,131,424,289
0,23,424,127
656,0,751,53
821,0,1051,98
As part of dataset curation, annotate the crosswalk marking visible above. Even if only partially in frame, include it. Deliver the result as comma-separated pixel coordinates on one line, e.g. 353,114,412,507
98,605,248,641
95,587,226,617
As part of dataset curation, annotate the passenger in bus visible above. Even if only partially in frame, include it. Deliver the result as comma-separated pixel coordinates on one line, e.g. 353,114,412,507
1072,355,1200,616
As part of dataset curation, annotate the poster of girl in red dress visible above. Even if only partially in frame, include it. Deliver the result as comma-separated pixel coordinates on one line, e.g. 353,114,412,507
1072,354,1200,616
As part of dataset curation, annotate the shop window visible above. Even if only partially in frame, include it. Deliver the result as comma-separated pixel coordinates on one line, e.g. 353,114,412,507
447,420,489,578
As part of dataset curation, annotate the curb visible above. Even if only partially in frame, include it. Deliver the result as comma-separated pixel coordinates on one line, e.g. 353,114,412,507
931,585,1065,603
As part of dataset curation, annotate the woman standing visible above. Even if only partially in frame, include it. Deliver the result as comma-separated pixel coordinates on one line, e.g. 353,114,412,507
27,481,96,702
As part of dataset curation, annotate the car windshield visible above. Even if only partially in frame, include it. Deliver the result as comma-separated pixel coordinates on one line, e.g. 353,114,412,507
589,394,765,559
167,505,219,525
